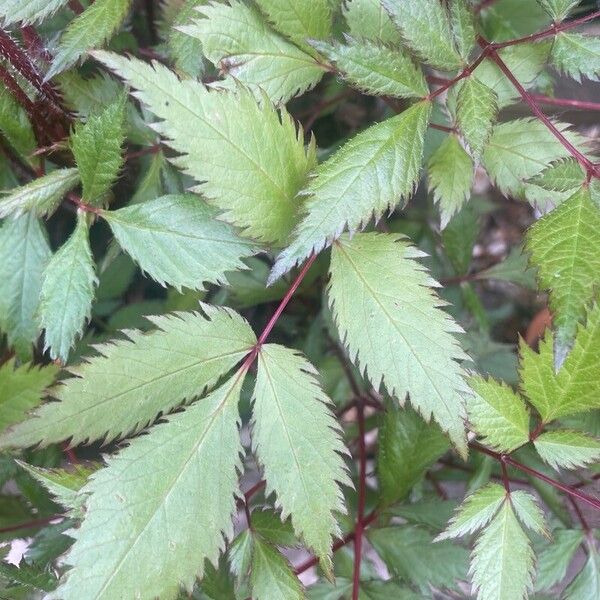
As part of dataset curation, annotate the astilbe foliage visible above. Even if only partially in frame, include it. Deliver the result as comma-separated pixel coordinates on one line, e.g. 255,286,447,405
0,1,599,599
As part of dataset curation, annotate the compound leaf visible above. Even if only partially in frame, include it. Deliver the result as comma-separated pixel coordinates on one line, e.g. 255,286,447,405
52,375,244,600
0,304,255,448
551,33,600,82
342,0,401,45
328,232,470,455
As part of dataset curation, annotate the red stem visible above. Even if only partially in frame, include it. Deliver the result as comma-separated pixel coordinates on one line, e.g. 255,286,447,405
479,36,599,178
429,123,457,133
530,94,600,112
68,0,85,14
0,516,59,534
500,458,511,494
352,398,367,600
294,510,378,576
493,10,600,49
471,443,600,511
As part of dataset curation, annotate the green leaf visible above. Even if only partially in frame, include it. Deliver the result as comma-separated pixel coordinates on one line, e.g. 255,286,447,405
181,0,325,103
428,134,473,228
468,377,530,453
527,187,600,342
0,561,57,593
536,0,580,22
70,97,126,205
483,119,581,199
378,403,449,506
369,526,469,591
529,158,585,193
166,0,207,78
47,0,133,78
0,169,80,219
0,304,255,448
388,499,457,531
0,86,37,163
313,38,428,99
251,509,297,547
0,214,51,360
535,529,584,591
328,232,470,455
451,0,476,61
39,213,97,362
0,360,57,433
254,0,331,51
93,52,316,245
533,429,600,470
509,490,546,535
102,194,257,291
442,203,479,273
564,542,600,600
53,374,244,600
250,537,303,600
16,461,97,514
475,247,537,289
551,33,600,82
470,499,535,600
270,101,431,281
436,483,506,541
456,77,498,162
0,0,69,25
253,344,349,572
342,0,401,45
382,0,462,71
473,42,551,108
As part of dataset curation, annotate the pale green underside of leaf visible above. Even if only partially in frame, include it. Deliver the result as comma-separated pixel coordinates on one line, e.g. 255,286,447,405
456,77,498,162
529,158,585,193
470,500,534,600
47,0,133,79
0,213,51,360
103,194,257,291
250,537,304,600
382,0,462,71
473,42,551,108
254,0,331,52
342,0,401,45
313,38,428,99
52,375,244,600
0,0,69,25
328,232,470,455
0,304,255,448
0,168,80,219
253,344,349,572
428,134,474,228
468,377,530,453
527,187,600,341
551,33,600,82
437,483,506,541
181,0,325,103
534,429,600,470
270,101,431,282
166,0,206,78
39,214,97,362
483,118,582,199
93,51,316,245
519,303,600,422
378,404,449,506
0,359,57,433
535,528,584,591
536,0,581,22
70,98,125,204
